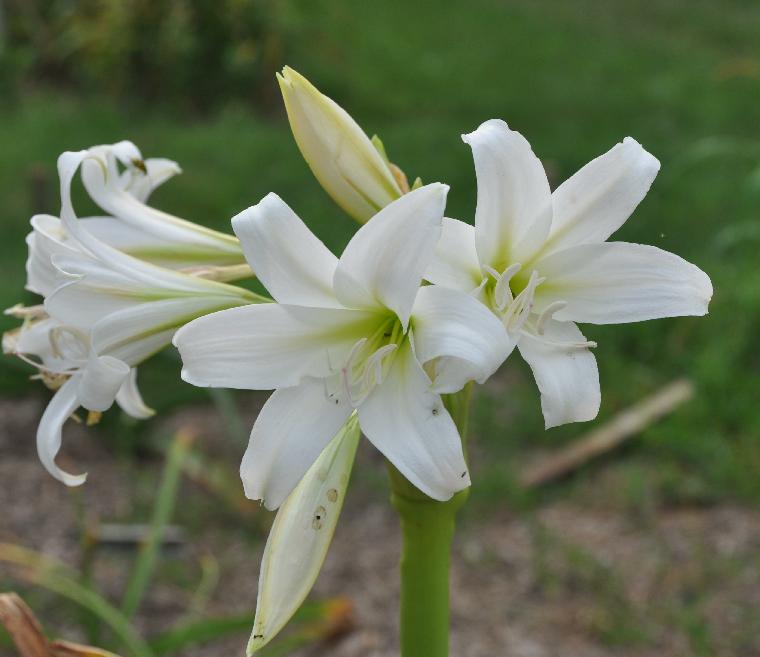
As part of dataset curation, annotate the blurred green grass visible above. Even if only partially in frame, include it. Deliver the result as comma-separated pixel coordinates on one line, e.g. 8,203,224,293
1,0,759,507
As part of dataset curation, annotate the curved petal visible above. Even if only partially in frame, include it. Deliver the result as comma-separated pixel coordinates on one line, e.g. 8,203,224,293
81,217,219,269
57,151,243,294
518,320,600,428
231,194,340,308
174,303,381,390
357,339,470,501
37,377,86,486
412,285,513,393
463,119,552,268
540,137,660,257
121,157,182,203
10,317,77,372
534,242,713,324
80,148,242,260
240,378,353,510
90,295,243,356
109,328,175,367
425,218,483,292
247,415,360,654
76,353,130,412
333,183,448,327
44,270,138,330
25,214,83,296
115,368,155,418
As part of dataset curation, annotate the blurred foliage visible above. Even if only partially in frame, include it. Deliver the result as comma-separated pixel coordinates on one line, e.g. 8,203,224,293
0,0,291,111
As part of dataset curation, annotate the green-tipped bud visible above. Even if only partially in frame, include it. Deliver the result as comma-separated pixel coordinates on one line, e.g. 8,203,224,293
277,66,405,223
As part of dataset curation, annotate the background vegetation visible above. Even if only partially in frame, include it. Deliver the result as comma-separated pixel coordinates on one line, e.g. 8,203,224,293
1,1,759,655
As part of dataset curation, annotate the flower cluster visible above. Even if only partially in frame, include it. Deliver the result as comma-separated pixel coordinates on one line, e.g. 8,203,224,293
5,67,712,653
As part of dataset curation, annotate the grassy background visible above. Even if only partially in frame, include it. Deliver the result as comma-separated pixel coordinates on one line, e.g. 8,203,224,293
1,0,759,511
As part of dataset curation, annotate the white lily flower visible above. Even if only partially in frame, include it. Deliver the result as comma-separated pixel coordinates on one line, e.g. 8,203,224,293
174,183,511,508
278,66,406,222
248,414,360,654
4,151,261,486
427,120,713,428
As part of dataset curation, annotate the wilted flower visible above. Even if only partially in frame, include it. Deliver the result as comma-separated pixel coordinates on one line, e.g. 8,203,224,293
4,151,262,485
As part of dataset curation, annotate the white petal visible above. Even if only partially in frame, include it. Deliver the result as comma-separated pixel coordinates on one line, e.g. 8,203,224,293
11,317,74,371
90,296,243,356
109,328,176,367
518,320,600,428
37,377,86,486
79,149,242,261
81,217,214,269
232,194,340,308
357,339,470,500
463,119,552,268
121,157,182,203
174,303,380,390
534,242,713,324
425,218,483,292
76,353,130,412
25,214,81,296
411,285,513,393
44,271,138,330
57,151,240,294
333,184,448,327
115,368,155,418
278,67,402,223
240,378,353,510
541,137,660,257
248,415,360,654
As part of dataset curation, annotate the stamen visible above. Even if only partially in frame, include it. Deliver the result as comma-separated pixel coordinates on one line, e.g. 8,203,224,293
536,300,567,335
493,263,521,311
502,270,542,333
482,265,501,281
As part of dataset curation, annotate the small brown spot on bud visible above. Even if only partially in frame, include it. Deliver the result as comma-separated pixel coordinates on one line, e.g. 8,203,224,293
312,505,327,530
327,488,338,503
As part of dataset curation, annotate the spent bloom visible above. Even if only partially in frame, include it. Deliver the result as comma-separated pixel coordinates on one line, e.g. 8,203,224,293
175,183,511,508
5,150,260,484
36,140,249,279
427,119,713,427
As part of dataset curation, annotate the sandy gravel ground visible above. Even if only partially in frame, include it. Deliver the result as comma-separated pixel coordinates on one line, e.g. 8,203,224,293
2,396,759,657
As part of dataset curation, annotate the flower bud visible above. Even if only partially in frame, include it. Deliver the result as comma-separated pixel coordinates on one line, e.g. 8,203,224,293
278,66,404,222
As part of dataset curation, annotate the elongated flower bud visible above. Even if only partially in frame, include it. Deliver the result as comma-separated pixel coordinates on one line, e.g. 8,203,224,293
278,66,404,222
247,415,361,654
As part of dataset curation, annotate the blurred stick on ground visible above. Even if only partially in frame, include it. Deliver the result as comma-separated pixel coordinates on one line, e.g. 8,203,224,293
521,379,695,488
0,591,122,657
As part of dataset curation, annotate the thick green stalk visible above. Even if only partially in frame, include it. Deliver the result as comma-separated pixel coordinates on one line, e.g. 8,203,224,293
390,487,467,657
388,383,473,657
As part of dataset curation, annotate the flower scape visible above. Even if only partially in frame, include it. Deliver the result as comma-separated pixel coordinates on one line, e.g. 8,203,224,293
4,67,712,654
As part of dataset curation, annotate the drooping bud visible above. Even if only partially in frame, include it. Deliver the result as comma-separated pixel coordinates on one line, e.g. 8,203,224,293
247,415,360,654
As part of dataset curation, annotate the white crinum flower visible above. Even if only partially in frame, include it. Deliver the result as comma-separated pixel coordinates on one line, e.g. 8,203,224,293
278,66,408,223
4,151,260,486
174,183,511,508
427,119,713,428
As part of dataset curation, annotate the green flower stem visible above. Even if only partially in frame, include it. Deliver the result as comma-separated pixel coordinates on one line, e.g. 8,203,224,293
390,485,468,657
387,383,473,657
